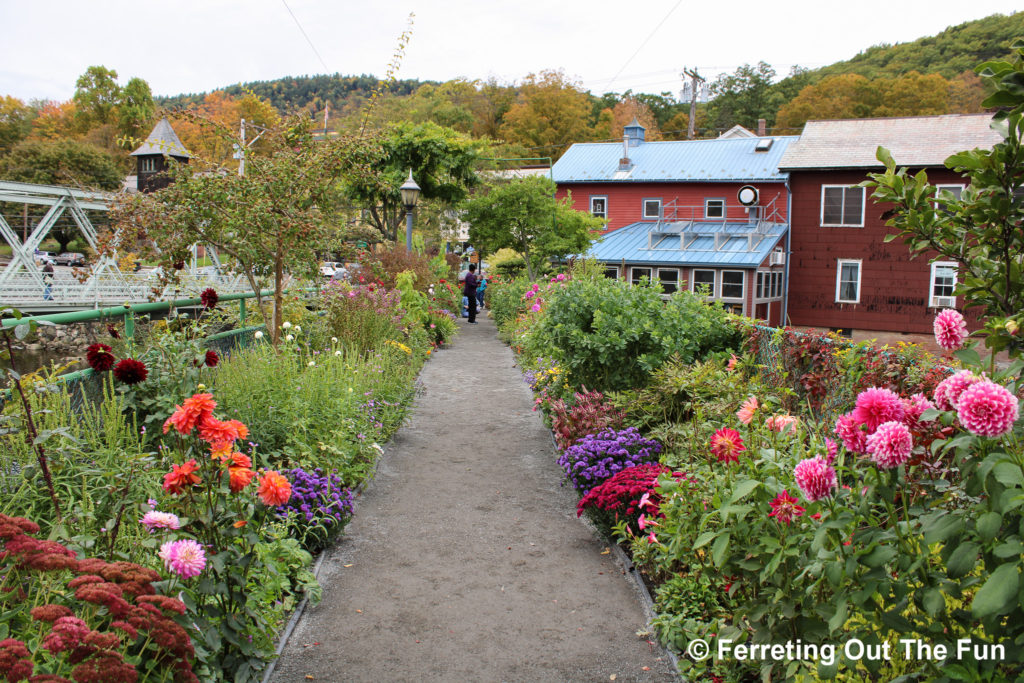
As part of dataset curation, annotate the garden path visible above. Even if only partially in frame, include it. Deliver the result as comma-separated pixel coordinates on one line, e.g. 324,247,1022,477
271,313,676,682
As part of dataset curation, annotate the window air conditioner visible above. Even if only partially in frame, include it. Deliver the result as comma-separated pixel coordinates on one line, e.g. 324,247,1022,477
931,296,956,308
769,250,786,266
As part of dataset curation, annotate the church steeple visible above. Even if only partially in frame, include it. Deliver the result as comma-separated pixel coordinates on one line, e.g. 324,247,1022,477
130,118,191,193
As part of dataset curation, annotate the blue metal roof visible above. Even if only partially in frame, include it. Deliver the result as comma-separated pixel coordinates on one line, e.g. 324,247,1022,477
553,136,799,183
588,221,787,267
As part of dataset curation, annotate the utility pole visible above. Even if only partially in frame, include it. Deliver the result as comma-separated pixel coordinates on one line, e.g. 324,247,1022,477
682,68,705,140
235,119,268,177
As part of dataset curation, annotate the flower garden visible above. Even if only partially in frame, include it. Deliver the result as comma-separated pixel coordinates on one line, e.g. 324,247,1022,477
0,250,462,681
488,264,1023,682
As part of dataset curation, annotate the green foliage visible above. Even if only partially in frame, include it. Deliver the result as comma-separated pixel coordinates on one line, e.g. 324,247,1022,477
0,138,124,189
865,39,1024,359
705,61,778,130
485,276,536,334
0,95,33,153
246,533,320,646
464,176,603,280
525,277,739,392
73,65,122,129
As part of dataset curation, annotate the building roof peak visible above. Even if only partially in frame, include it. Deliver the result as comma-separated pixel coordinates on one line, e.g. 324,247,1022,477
130,117,191,159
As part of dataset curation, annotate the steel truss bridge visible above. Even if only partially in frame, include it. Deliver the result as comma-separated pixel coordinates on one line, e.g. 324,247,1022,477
0,180,254,313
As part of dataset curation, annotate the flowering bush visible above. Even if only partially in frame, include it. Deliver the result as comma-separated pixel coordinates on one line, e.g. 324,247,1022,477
278,467,355,551
0,513,197,682
557,427,661,494
319,280,406,352
547,388,625,451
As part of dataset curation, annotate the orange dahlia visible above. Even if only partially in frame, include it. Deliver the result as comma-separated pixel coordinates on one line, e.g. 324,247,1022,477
163,393,217,435
163,460,201,495
257,470,292,506
228,467,256,493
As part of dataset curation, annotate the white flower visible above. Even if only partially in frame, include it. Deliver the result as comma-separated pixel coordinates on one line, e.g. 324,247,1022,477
331,337,338,344
334,350,342,356
286,334,294,341
254,331,264,339
294,325,302,334
282,321,292,329
308,361,316,367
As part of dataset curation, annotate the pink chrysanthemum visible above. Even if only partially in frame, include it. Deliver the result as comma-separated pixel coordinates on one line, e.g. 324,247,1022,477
956,380,1020,438
851,387,904,433
866,420,914,469
901,393,935,431
835,413,867,454
824,437,839,466
933,370,983,412
736,396,758,425
933,308,968,351
159,539,206,579
710,427,745,463
140,511,180,532
793,456,837,502
768,490,805,525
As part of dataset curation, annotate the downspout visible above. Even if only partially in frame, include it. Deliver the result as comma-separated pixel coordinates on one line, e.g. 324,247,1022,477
782,177,793,327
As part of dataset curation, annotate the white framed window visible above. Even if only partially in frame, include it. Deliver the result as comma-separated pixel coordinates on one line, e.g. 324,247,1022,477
933,184,964,211
836,259,861,303
691,269,715,296
590,196,607,219
603,266,619,279
929,261,957,307
821,186,865,227
657,268,679,294
642,198,662,219
140,157,157,173
630,266,652,286
721,270,745,299
772,271,782,298
705,198,726,219
756,271,766,299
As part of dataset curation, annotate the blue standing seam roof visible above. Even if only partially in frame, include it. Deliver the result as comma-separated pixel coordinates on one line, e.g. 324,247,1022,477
588,221,787,267
552,135,799,183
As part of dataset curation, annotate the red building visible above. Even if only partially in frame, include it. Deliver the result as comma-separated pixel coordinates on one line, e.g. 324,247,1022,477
552,121,798,325
779,115,1001,340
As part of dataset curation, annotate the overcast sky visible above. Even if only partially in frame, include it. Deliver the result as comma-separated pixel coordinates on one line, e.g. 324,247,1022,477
1,0,1021,103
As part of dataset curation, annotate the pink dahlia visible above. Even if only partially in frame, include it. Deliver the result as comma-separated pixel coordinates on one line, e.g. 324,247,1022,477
736,396,758,425
710,427,745,463
159,539,206,579
851,387,904,433
956,380,1020,438
901,393,935,431
933,370,982,412
824,437,839,466
866,420,914,469
834,413,867,454
793,456,837,502
766,414,799,434
140,511,180,532
933,308,968,351
768,490,805,525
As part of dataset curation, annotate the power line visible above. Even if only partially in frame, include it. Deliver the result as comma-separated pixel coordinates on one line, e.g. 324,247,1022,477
602,0,684,93
280,0,332,74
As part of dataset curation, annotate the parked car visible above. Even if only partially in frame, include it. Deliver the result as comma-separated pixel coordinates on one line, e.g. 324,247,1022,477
54,252,87,266
34,250,54,264
320,261,340,278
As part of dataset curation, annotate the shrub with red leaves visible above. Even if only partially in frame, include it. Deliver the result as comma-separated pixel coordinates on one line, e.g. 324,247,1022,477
112,358,148,385
576,462,688,522
549,389,625,451
85,343,115,373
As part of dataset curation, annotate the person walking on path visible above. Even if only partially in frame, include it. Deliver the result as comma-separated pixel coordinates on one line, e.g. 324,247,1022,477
476,272,487,310
464,263,479,324
42,260,54,301
270,315,675,682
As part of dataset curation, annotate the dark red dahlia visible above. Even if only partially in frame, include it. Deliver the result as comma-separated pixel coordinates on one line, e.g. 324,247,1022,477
199,288,219,309
106,324,120,339
86,343,115,372
204,350,219,368
112,358,148,385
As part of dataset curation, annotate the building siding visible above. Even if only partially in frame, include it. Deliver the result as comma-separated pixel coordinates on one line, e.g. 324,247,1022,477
786,169,975,335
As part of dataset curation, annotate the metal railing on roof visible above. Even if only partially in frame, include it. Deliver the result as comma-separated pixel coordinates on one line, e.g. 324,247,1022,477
647,196,785,252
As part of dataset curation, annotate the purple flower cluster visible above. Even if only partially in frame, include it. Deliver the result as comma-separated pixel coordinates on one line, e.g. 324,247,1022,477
278,467,355,551
557,427,662,495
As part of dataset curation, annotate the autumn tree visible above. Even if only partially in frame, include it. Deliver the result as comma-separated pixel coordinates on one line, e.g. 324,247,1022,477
111,114,382,344
171,91,280,166
499,70,593,159
0,96,34,153
463,176,604,280
595,98,663,141
28,100,77,141
342,121,480,243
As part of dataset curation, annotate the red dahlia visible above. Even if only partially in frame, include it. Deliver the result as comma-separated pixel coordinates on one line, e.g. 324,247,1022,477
113,358,148,385
204,350,219,367
199,287,219,309
86,343,115,372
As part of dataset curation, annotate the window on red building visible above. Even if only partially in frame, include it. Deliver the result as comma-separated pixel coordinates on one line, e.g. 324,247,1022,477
836,260,861,303
821,186,865,227
590,196,607,218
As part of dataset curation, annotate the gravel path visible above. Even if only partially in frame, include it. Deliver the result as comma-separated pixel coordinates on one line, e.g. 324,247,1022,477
271,314,677,682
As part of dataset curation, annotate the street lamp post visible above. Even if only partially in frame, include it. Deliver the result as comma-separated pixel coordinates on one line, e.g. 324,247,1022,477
400,170,421,252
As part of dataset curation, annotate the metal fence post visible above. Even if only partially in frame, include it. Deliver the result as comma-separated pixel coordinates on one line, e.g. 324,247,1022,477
124,309,135,340
239,297,247,325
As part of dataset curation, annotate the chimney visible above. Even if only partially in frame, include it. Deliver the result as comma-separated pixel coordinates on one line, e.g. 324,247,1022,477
618,134,632,171
757,118,767,137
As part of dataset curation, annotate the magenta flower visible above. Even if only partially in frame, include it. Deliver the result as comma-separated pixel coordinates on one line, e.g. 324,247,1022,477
933,370,982,411
531,302,542,312
851,387,904,433
793,456,837,502
140,511,181,532
933,308,968,351
956,380,1020,437
768,490,805,525
159,539,206,579
901,393,935,431
824,437,839,466
866,420,914,469
834,413,867,454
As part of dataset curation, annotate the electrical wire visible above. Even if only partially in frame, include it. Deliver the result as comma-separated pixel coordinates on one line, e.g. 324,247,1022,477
280,0,332,74
602,0,685,93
